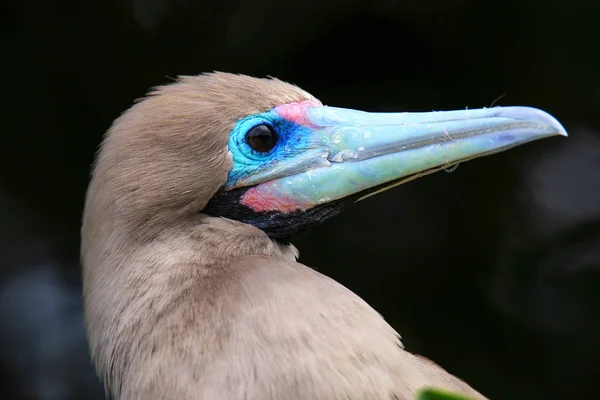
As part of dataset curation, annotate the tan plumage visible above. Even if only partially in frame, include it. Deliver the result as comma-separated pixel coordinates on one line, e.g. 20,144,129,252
81,72,487,400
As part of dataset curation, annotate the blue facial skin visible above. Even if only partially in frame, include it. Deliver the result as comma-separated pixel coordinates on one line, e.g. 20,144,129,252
225,109,324,190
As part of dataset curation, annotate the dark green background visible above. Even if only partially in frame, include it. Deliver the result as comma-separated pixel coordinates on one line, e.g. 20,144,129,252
1,0,599,399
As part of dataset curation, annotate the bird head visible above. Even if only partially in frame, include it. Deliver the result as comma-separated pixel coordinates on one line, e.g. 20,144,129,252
86,72,566,241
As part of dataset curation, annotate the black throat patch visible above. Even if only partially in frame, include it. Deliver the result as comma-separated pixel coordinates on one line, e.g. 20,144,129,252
202,187,346,242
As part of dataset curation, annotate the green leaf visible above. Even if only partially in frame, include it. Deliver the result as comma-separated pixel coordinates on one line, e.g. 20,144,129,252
416,387,476,400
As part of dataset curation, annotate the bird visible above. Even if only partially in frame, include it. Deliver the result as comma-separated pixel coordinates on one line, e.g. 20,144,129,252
81,72,567,400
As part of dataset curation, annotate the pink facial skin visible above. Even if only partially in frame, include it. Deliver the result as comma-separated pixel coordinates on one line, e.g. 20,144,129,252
273,100,321,129
240,184,308,213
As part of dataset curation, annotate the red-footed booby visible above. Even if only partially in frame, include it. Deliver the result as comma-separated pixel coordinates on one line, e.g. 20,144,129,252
81,72,566,400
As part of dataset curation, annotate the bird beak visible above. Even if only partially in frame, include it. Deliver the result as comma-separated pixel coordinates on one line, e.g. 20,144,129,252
236,104,568,212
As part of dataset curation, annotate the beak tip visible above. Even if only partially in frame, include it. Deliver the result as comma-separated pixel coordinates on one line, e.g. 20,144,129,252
543,111,569,138
496,106,568,138
557,126,569,137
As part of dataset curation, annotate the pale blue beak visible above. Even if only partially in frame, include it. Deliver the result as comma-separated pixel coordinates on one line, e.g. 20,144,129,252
237,105,567,212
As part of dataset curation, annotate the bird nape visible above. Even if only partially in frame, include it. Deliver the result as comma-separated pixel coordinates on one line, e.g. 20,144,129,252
81,72,567,400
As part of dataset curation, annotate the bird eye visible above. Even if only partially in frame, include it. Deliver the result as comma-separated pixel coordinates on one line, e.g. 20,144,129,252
245,124,279,153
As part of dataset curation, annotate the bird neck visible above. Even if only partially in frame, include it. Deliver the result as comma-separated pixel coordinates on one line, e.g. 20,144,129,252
81,214,298,398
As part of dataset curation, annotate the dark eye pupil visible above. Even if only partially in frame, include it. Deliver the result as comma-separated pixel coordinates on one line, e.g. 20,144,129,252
245,124,279,153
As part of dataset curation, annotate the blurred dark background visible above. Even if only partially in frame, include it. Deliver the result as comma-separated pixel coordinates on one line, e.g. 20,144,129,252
1,0,599,399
